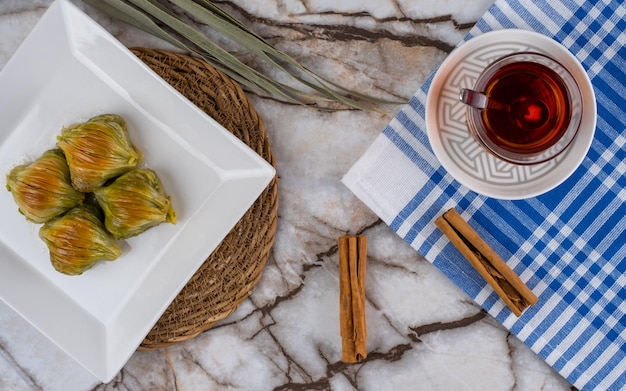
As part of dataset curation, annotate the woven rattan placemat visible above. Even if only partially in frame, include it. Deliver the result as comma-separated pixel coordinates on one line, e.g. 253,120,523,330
131,48,278,349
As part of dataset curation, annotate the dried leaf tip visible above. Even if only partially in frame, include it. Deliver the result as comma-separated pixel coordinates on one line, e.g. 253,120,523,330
81,0,404,111
435,208,537,317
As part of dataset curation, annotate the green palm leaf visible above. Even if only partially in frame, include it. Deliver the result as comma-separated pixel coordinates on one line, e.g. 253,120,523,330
82,0,404,110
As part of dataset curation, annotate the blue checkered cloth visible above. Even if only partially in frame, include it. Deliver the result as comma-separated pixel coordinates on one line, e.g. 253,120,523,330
343,1,626,390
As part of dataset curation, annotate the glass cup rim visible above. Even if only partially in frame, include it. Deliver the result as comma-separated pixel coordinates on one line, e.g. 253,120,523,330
465,51,584,165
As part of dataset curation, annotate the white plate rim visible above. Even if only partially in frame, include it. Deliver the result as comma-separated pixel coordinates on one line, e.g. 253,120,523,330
0,0,275,382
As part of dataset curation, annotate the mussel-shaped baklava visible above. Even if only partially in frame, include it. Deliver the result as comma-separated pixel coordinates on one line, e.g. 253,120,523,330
6,149,84,223
39,204,122,275
94,169,176,239
57,114,142,192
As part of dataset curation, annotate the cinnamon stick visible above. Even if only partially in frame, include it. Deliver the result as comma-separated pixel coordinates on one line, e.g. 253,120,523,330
338,235,367,362
435,208,537,316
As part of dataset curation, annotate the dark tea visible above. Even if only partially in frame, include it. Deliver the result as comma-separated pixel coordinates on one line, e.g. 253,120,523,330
463,52,582,164
481,61,571,154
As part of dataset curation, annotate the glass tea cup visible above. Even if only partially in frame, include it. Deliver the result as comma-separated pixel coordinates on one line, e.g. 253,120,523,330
460,52,583,165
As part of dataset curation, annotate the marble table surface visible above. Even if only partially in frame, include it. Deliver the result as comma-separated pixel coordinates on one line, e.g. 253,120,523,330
0,1,575,390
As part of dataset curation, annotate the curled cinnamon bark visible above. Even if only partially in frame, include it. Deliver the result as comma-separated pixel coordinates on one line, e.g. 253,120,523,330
435,208,538,316
338,235,367,362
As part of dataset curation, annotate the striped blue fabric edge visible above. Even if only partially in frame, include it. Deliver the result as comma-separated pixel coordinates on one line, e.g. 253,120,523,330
380,0,626,390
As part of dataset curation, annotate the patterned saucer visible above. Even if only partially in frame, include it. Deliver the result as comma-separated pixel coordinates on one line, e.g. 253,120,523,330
425,29,596,200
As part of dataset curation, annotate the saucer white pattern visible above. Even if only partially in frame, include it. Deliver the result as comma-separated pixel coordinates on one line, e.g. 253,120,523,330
425,29,596,200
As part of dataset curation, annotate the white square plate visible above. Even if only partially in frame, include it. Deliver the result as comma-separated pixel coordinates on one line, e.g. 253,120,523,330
0,0,275,382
